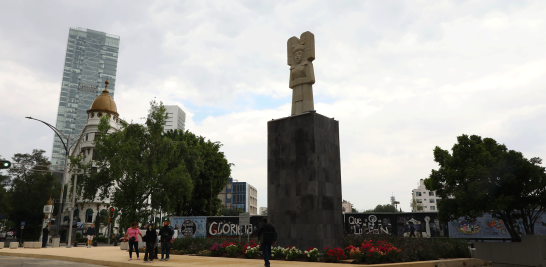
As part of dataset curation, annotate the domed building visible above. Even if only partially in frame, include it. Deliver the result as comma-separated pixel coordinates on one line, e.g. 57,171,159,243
62,79,122,236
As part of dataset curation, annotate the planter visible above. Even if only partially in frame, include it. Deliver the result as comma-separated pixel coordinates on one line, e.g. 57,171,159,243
10,242,18,249
0,242,3,249
474,235,546,267
120,242,128,250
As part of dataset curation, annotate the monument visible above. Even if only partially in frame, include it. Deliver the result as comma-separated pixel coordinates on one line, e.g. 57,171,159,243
268,31,343,250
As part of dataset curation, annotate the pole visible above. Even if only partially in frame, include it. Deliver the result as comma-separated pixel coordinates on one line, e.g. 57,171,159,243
210,180,212,216
52,137,69,239
67,173,78,248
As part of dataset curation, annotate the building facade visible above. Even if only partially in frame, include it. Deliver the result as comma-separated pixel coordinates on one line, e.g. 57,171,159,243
63,80,122,235
51,27,120,169
412,179,441,212
259,207,267,215
218,178,258,215
164,105,186,132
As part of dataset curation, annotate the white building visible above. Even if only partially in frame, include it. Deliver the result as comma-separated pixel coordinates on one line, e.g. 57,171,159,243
259,207,267,216
164,105,186,132
63,80,122,235
412,179,441,212
342,200,352,213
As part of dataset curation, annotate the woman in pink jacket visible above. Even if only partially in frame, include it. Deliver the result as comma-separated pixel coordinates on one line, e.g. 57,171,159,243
124,222,143,261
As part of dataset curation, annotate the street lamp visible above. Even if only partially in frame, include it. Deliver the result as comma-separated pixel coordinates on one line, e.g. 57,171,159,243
25,116,86,242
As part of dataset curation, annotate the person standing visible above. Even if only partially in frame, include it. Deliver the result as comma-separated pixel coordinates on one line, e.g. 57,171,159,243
41,226,49,248
143,224,158,263
124,222,143,261
158,221,174,261
257,217,277,267
86,224,96,248
409,222,416,237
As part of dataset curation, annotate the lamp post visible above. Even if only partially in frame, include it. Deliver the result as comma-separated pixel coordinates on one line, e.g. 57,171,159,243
25,117,71,240
26,117,87,243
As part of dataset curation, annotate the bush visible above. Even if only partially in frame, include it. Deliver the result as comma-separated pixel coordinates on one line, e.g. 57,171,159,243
76,232,82,239
171,237,255,255
304,247,320,262
271,246,285,260
210,243,225,256
322,246,346,262
77,238,88,243
225,244,240,257
95,237,107,243
283,246,301,261
344,234,470,262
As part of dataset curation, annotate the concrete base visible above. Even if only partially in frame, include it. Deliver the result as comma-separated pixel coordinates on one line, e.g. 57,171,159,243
51,237,60,247
474,235,546,267
120,242,128,250
0,242,3,249
23,242,31,248
9,242,18,249
267,111,343,250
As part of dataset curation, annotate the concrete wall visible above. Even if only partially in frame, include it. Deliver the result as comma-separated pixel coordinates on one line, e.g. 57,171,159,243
474,235,546,266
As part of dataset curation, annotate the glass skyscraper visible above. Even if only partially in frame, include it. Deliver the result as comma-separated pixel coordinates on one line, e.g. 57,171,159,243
51,27,120,168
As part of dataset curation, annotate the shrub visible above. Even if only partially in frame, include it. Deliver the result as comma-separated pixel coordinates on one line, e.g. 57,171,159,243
304,247,320,262
171,237,255,255
271,246,285,260
225,244,240,257
243,241,261,259
197,250,211,256
322,246,346,262
284,246,302,261
210,243,225,256
344,234,470,262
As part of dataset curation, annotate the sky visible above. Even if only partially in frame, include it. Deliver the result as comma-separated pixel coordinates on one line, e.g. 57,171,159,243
1,0,546,213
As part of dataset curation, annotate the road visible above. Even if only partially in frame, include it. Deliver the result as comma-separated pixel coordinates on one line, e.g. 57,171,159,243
0,256,107,267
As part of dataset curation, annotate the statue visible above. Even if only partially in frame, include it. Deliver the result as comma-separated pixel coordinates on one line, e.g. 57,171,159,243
287,31,315,116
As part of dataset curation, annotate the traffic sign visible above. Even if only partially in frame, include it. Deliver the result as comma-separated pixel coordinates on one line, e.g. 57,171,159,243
21,221,25,226
21,226,24,230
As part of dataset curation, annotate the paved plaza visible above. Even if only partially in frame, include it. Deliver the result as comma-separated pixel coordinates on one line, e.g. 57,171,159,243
0,246,488,267
0,256,108,267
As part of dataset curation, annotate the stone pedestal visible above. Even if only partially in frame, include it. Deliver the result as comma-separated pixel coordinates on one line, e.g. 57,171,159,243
51,237,60,247
10,242,18,249
267,111,343,250
120,241,128,250
0,242,4,249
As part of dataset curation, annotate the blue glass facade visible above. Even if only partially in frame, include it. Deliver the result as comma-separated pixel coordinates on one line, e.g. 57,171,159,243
51,27,120,168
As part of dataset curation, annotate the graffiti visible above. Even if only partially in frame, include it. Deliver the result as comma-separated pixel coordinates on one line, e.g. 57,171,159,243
171,216,207,238
448,213,510,239
206,216,266,238
395,214,447,238
346,213,392,235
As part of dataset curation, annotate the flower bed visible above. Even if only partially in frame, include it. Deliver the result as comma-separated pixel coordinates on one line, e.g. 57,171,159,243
165,235,470,264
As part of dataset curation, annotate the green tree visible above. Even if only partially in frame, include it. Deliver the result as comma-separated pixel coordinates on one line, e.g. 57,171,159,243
0,155,11,218
424,134,546,240
410,199,424,212
76,100,194,227
164,130,232,216
218,207,244,216
6,149,62,240
372,204,398,213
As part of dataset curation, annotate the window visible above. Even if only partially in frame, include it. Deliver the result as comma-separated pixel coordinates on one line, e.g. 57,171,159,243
416,199,422,203
429,192,434,196
430,199,435,203
415,192,421,196
430,206,436,211
85,208,94,223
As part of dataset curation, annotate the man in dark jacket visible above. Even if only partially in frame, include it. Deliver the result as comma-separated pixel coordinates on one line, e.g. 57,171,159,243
158,221,174,261
144,224,158,263
86,224,96,248
257,217,277,267
41,226,49,248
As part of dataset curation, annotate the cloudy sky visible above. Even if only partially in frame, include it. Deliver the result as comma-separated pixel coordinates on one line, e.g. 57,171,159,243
1,0,546,212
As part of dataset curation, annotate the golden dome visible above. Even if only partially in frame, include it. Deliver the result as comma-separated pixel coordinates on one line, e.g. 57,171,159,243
88,78,119,116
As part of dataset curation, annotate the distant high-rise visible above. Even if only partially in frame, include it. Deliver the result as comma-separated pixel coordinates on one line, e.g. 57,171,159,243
51,27,120,168
164,105,186,132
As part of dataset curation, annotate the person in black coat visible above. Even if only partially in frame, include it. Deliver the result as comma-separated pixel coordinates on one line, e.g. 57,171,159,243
143,224,158,262
41,226,49,248
257,217,277,267
158,221,174,261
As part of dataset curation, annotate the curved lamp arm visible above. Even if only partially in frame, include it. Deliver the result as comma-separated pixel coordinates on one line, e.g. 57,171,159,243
26,116,69,155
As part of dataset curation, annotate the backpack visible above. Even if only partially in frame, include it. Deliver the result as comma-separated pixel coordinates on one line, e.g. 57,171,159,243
161,228,170,241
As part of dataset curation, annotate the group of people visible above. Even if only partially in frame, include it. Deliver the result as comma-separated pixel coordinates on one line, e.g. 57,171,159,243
123,221,175,262
123,218,278,266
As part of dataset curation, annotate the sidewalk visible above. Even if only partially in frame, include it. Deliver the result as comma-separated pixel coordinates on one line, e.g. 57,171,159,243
0,246,489,267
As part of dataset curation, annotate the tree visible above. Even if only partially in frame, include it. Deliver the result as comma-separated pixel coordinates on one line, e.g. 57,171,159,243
424,134,546,240
410,199,424,212
163,130,232,216
0,155,11,218
372,204,398,213
6,149,61,240
218,207,244,216
77,100,194,227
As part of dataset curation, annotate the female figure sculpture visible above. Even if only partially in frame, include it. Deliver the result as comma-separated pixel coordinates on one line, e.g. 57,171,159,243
288,31,315,116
